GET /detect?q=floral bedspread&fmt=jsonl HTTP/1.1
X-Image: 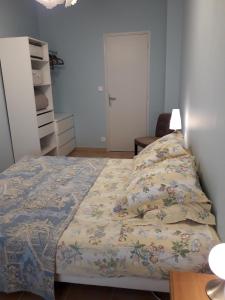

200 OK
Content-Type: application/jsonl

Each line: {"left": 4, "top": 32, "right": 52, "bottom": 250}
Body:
{"left": 0, "top": 156, "right": 107, "bottom": 300}
{"left": 56, "top": 159, "right": 220, "bottom": 279}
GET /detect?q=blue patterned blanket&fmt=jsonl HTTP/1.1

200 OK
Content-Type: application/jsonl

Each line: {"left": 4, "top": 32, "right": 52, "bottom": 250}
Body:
{"left": 0, "top": 156, "right": 107, "bottom": 300}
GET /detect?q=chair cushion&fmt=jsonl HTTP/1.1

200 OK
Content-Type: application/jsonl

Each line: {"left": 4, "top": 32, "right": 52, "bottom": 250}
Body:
{"left": 135, "top": 137, "right": 159, "bottom": 148}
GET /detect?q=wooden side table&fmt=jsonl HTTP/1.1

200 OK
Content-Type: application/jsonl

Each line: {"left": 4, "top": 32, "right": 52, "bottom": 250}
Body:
{"left": 170, "top": 272, "right": 216, "bottom": 300}
{"left": 134, "top": 136, "right": 159, "bottom": 155}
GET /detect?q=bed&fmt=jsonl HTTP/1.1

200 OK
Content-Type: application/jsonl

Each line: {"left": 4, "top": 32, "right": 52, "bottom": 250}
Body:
{"left": 0, "top": 132, "right": 220, "bottom": 300}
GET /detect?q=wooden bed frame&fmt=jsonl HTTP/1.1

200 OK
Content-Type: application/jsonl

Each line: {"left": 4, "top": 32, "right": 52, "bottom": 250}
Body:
{"left": 56, "top": 274, "right": 169, "bottom": 292}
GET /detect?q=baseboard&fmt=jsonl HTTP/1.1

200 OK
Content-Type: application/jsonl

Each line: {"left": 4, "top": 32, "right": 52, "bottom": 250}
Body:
{"left": 74, "top": 147, "right": 107, "bottom": 153}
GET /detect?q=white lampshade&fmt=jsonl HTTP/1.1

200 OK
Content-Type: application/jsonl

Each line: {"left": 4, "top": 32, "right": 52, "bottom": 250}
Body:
{"left": 36, "top": 0, "right": 77, "bottom": 9}
{"left": 65, "top": 0, "right": 77, "bottom": 7}
{"left": 208, "top": 243, "right": 225, "bottom": 280}
{"left": 170, "top": 109, "right": 182, "bottom": 130}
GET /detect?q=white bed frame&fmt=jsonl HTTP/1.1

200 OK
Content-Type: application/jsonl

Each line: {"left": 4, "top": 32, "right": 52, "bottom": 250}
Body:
{"left": 56, "top": 274, "right": 169, "bottom": 293}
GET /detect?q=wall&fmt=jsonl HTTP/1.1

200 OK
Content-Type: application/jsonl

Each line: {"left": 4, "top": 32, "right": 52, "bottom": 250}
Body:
{"left": 0, "top": 0, "right": 39, "bottom": 37}
{"left": 164, "top": 0, "right": 183, "bottom": 112}
{"left": 0, "top": 0, "right": 39, "bottom": 171}
{"left": 180, "top": 0, "right": 225, "bottom": 241}
{"left": 37, "top": 0, "right": 167, "bottom": 148}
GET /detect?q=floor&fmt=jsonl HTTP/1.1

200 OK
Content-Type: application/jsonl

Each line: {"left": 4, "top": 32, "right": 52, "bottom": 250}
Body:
{"left": 0, "top": 283, "right": 170, "bottom": 300}
{"left": 0, "top": 148, "right": 170, "bottom": 300}
{"left": 69, "top": 148, "right": 134, "bottom": 159}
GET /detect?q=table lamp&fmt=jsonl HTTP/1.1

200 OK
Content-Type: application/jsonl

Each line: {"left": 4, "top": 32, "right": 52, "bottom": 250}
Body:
{"left": 206, "top": 243, "right": 225, "bottom": 300}
{"left": 169, "top": 109, "right": 182, "bottom": 131}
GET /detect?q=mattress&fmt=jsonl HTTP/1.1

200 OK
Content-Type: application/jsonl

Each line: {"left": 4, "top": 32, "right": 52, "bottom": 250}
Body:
{"left": 56, "top": 159, "right": 219, "bottom": 280}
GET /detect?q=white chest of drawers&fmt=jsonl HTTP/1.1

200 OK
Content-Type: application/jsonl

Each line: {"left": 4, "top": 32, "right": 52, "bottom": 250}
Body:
{"left": 54, "top": 113, "right": 76, "bottom": 156}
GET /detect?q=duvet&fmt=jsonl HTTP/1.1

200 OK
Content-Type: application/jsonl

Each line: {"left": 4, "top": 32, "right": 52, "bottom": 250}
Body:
{"left": 0, "top": 157, "right": 220, "bottom": 300}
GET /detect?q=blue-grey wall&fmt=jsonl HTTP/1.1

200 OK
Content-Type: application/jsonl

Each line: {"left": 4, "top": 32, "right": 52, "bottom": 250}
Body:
{"left": 0, "top": 0, "right": 39, "bottom": 172}
{"left": 0, "top": 0, "right": 39, "bottom": 37}
{"left": 37, "top": 0, "right": 167, "bottom": 148}
{"left": 164, "top": 0, "right": 183, "bottom": 112}
{"left": 180, "top": 0, "right": 225, "bottom": 241}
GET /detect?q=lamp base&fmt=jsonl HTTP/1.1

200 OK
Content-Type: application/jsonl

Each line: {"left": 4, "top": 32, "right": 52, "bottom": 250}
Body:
{"left": 206, "top": 279, "right": 225, "bottom": 300}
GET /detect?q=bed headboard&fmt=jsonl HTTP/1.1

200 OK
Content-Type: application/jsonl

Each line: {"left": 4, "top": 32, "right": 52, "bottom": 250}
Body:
{"left": 180, "top": 0, "right": 225, "bottom": 241}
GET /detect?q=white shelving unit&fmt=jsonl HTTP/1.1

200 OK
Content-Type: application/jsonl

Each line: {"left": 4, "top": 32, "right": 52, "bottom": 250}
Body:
{"left": 0, "top": 36, "right": 56, "bottom": 162}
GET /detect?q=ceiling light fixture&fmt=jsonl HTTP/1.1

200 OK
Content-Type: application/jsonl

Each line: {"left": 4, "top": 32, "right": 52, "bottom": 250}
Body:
{"left": 35, "top": 0, "right": 77, "bottom": 9}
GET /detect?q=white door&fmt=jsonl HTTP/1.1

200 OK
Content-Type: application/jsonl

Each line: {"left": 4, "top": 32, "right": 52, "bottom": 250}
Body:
{"left": 105, "top": 32, "right": 149, "bottom": 151}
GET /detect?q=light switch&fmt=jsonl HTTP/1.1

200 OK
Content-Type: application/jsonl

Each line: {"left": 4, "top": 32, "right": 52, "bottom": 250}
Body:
{"left": 98, "top": 86, "right": 104, "bottom": 92}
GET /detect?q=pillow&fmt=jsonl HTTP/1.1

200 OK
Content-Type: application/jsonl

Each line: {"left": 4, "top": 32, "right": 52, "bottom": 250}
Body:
{"left": 140, "top": 131, "right": 185, "bottom": 155}
{"left": 144, "top": 203, "right": 215, "bottom": 225}
{"left": 126, "top": 156, "right": 212, "bottom": 221}
{"left": 123, "top": 203, "right": 216, "bottom": 226}
{"left": 134, "top": 132, "right": 189, "bottom": 171}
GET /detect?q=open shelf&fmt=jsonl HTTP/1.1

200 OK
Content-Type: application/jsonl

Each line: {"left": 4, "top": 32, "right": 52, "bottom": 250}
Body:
{"left": 40, "top": 133, "right": 56, "bottom": 155}
{"left": 31, "top": 58, "right": 49, "bottom": 70}
{"left": 41, "top": 143, "right": 57, "bottom": 155}
{"left": 31, "top": 58, "right": 48, "bottom": 63}
{"left": 29, "top": 37, "right": 47, "bottom": 47}
{"left": 34, "top": 83, "right": 51, "bottom": 87}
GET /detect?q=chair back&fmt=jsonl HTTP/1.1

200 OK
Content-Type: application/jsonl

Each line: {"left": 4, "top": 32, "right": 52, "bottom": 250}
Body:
{"left": 155, "top": 113, "right": 173, "bottom": 137}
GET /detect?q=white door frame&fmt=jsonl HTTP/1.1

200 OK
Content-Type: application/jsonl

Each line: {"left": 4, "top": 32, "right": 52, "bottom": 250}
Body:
{"left": 104, "top": 31, "right": 151, "bottom": 151}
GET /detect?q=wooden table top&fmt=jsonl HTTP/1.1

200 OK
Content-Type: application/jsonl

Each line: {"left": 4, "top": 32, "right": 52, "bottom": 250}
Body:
{"left": 170, "top": 272, "right": 217, "bottom": 300}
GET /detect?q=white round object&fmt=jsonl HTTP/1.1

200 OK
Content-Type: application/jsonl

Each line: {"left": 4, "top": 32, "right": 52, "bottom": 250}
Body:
{"left": 36, "top": 0, "right": 77, "bottom": 9}
{"left": 208, "top": 243, "right": 225, "bottom": 280}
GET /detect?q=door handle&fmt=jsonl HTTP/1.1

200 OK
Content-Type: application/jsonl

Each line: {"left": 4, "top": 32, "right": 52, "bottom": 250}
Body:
{"left": 109, "top": 94, "right": 117, "bottom": 106}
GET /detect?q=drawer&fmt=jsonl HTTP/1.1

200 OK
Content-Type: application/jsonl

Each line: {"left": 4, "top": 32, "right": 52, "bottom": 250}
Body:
{"left": 55, "top": 116, "right": 74, "bottom": 134}
{"left": 39, "top": 122, "right": 55, "bottom": 139}
{"left": 58, "top": 139, "right": 75, "bottom": 156}
{"left": 37, "top": 111, "right": 54, "bottom": 127}
{"left": 57, "top": 128, "right": 74, "bottom": 147}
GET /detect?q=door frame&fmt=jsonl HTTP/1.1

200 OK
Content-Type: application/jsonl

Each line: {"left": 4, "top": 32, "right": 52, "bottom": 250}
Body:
{"left": 104, "top": 31, "right": 151, "bottom": 151}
